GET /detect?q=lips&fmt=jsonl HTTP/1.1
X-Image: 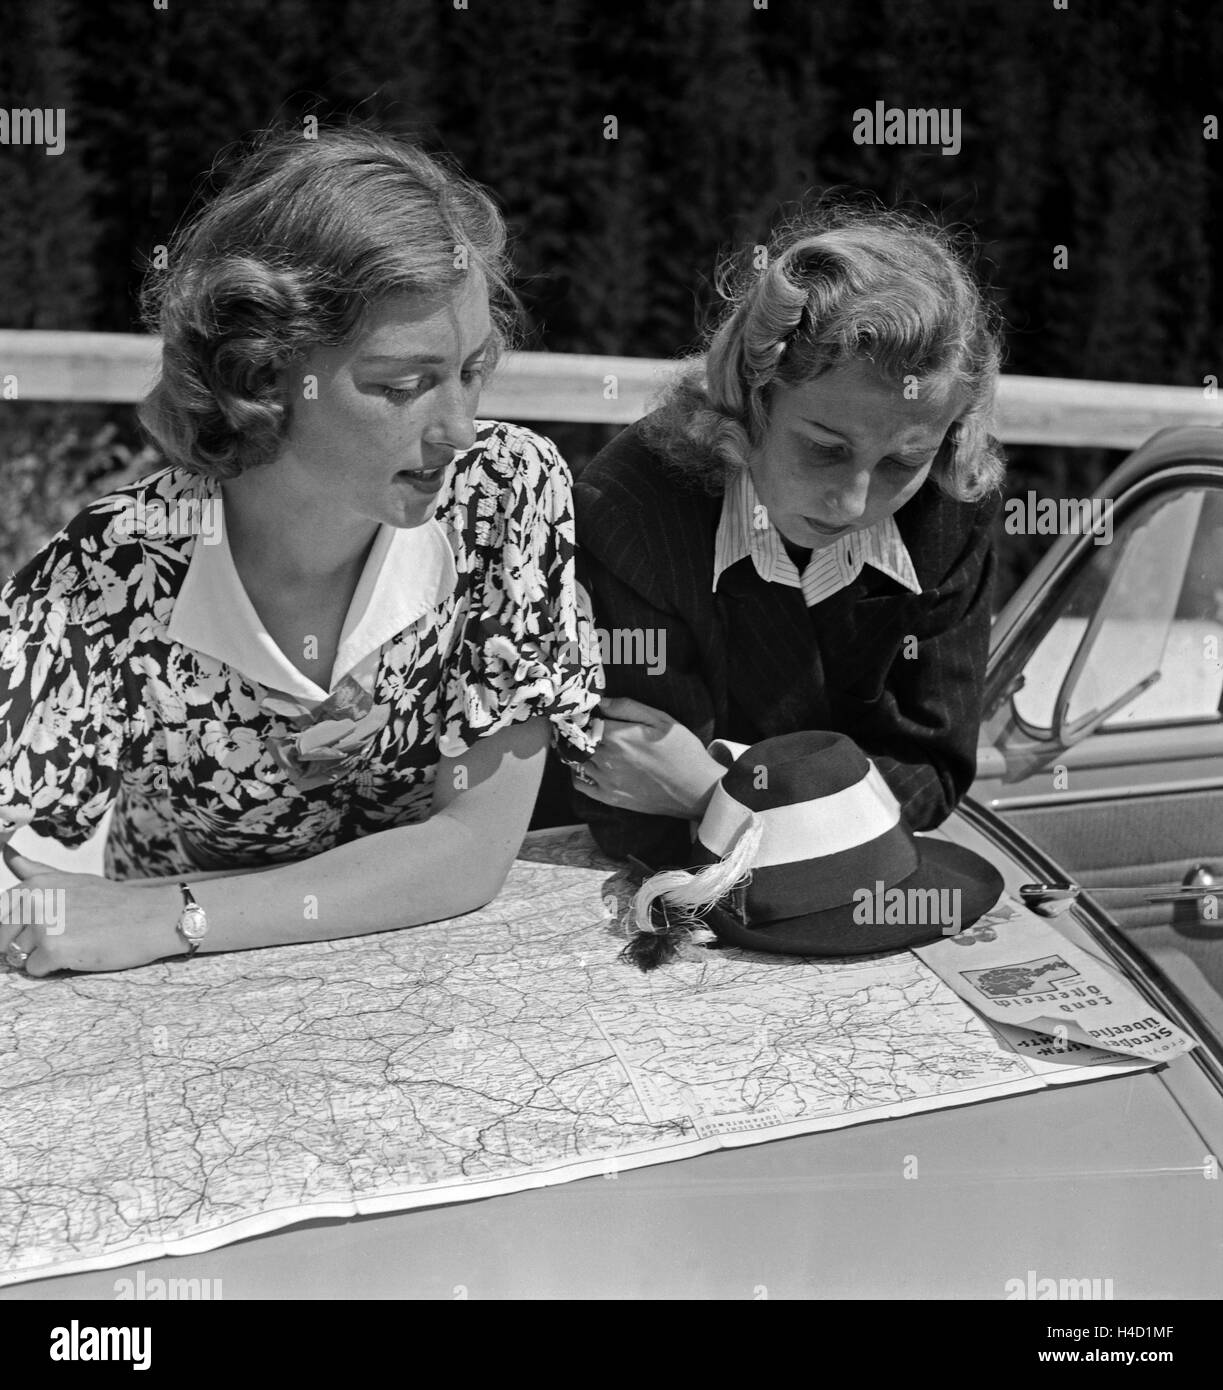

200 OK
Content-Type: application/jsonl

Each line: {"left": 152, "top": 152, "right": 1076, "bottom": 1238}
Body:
{"left": 395, "top": 465, "right": 447, "bottom": 495}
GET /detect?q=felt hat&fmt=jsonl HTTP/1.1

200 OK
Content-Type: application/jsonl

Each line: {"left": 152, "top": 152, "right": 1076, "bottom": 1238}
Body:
{"left": 622, "top": 730, "right": 1003, "bottom": 970}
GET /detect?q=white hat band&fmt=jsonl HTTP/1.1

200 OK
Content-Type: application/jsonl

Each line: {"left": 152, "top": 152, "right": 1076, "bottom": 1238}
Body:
{"left": 698, "top": 762, "right": 902, "bottom": 867}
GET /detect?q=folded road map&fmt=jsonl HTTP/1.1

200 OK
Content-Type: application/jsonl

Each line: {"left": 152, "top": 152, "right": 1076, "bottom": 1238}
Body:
{"left": 916, "top": 897, "right": 1195, "bottom": 1063}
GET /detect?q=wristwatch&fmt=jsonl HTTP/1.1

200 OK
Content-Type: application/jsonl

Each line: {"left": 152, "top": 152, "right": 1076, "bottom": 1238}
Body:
{"left": 175, "top": 883, "right": 208, "bottom": 957}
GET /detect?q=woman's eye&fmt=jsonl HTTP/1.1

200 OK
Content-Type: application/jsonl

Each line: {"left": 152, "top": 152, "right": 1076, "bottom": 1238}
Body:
{"left": 461, "top": 362, "right": 487, "bottom": 387}
{"left": 887, "top": 457, "right": 929, "bottom": 473}
{"left": 805, "top": 443, "right": 843, "bottom": 464}
{"left": 381, "top": 381, "right": 426, "bottom": 403}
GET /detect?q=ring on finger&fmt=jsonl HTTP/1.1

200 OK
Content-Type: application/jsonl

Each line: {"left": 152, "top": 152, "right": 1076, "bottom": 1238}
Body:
{"left": 5, "top": 941, "right": 31, "bottom": 970}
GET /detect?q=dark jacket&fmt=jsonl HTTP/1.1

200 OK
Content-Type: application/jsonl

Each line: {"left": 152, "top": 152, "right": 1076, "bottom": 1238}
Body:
{"left": 569, "top": 417, "right": 1000, "bottom": 866}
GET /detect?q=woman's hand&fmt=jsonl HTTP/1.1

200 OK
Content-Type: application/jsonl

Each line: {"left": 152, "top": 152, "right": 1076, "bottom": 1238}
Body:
{"left": 0, "top": 807, "right": 34, "bottom": 851}
{"left": 0, "top": 847, "right": 181, "bottom": 977}
{"left": 574, "top": 696, "right": 724, "bottom": 819}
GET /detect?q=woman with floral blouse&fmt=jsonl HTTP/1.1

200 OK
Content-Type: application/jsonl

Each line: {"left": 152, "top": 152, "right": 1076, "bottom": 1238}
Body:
{"left": 0, "top": 125, "right": 602, "bottom": 976}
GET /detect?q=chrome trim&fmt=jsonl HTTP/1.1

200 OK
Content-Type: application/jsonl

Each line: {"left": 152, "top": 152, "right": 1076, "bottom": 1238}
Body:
{"left": 958, "top": 794, "right": 1223, "bottom": 1094}
{"left": 985, "top": 778, "right": 1223, "bottom": 809}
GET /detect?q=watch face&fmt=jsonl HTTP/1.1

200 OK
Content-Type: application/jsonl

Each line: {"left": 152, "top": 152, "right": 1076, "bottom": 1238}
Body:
{"left": 179, "top": 906, "right": 208, "bottom": 941}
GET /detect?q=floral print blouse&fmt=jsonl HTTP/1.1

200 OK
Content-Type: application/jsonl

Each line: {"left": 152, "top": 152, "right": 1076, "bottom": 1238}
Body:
{"left": 0, "top": 421, "right": 603, "bottom": 879}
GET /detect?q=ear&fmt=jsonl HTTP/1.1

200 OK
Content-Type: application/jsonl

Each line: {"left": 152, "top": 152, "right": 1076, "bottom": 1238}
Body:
{"left": 268, "top": 357, "right": 295, "bottom": 404}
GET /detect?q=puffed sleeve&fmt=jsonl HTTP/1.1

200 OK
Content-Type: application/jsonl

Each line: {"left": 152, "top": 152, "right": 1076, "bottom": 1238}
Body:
{"left": 438, "top": 425, "right": 604, "bottom": 763}
{"left": 0, "top": 544, "right": 129, "bottom": 845}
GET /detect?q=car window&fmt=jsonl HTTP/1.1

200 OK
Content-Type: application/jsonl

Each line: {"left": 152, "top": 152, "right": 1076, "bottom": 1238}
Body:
{"left": 1011, "top": 485, "right": 1223, "bottom": 734}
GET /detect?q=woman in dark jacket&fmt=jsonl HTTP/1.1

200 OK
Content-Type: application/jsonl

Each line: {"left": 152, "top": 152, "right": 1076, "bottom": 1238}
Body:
{"left": 570, "top": 204, "right": 1005, "bottom": 868}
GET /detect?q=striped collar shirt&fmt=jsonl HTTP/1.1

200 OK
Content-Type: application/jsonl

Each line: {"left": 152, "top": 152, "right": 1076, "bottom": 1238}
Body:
{"left": 712, "top": 468, "right": 923, "bottom": 607}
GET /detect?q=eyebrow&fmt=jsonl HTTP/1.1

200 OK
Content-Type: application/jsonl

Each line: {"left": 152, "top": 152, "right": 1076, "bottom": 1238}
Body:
{"left": 358, "top": 334, "right": 493, "bottom": 367}
{"left": 803, "top": 419, "right": 940, "bottom": 459}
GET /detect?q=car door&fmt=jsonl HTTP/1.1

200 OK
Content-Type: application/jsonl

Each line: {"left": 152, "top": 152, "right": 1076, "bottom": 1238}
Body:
{"left": 974, "top": 425, "right": 1223, "bottom": 1027}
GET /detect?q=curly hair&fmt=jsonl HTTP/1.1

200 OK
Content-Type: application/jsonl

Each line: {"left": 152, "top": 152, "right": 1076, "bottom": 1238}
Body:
{"left": 139, "top": 123, "right": 520, "bottom": 480}
{"left": 642, "top": 199, "right": 1006, "bottom": 503}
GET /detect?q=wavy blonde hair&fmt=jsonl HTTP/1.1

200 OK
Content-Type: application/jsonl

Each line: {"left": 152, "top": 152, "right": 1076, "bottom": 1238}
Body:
{"left": 643, "top": 200, "right": 1005, "bottom": 502}
{"left": 139, "top": 124, "right": 519, "bottom": 480}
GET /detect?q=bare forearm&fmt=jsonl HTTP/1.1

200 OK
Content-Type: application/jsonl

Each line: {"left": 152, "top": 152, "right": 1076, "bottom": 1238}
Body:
{"left": 115, "top": 721, "right": 549, "bottom": 965}
{"left": 135, "top": 813, "right": 508, "bottom": 960}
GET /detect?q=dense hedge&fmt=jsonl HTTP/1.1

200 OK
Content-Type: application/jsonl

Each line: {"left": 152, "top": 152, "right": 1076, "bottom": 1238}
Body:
{"left": 0, "top": 0, "right": 1214, "bottom": 600}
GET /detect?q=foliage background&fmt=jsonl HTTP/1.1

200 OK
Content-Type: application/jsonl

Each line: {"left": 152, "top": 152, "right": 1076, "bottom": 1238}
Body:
{"left": 1, "top": 0, "right": 1220, "bottom": 601}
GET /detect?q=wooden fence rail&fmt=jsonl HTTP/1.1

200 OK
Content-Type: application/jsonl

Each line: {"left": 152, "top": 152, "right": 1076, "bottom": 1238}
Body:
{"left": 2, "top": 330, "right": 1221, "bottom": 449}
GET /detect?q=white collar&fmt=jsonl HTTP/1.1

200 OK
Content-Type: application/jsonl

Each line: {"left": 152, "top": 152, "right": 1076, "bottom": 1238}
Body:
{"left": 712, "top": 469, "right": 922, "bottom": 605}
{"left": 167, "top": 493, "right": 457, "bottom": 704}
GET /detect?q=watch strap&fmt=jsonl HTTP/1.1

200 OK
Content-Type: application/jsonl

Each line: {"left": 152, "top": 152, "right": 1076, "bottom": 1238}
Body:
{"left": 176, "top": 882, "right": 207, "bottom": 957}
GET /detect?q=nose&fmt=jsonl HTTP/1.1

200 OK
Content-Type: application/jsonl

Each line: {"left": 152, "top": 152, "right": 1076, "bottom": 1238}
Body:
{"left": 822, "top": 465, "right": 872, "bottom": 526}
{"left": 422, "top": 378, "right": 478, "bottom": 456}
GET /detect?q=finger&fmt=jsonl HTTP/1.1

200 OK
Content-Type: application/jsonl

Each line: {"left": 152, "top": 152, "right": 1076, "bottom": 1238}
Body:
{"left": 587, "top": 750, "right": 624, "bottom": 782}
{"left": 22, "top": 944, "right": 57, "bottom": 978}
{"left": 573, "top": 775, "right": 620, "bottom": 807}
{"left": 0, "top": 810, "right": 34, "bottom": 853}
{"left": 3, "top": 927, "right": 37, "bottom": 972}
{"left": 597, "top": 696, "right": 665, "bottom": 725}
{"left": 0, "top": 878, "right": 59, "bottom": 949}
{"left": 1, "top": 846, "right": 55, "bottom": 881}
{"left": 0, "top": 902, "right": 20, "bottom": 954}
{"left": 591, "top": 724, "right": 640, "bottom": 757}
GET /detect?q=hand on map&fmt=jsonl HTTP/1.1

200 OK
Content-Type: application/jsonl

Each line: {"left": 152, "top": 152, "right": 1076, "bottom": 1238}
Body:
{"left": 575, "top": 697, "right": 724, "bottom": 819}
{"left": 0, "top": 846, "right": 181, "bottom": 975}
{"left": 0, "top": 807, "right": 34, "bottom": 849}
